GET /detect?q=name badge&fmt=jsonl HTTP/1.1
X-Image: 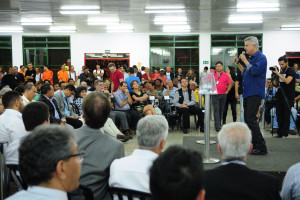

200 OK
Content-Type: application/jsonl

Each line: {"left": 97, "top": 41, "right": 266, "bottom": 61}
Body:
{"left": 216, "top": 81, "right": 219, "bottom": 84}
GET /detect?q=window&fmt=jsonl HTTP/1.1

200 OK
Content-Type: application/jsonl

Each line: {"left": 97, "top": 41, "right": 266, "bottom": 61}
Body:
{"left": 0, "top": 36, "right": 12, "bottom": 72}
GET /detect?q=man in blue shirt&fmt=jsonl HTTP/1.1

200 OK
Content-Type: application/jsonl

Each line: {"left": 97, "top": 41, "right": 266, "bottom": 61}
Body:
{"left": 125, "top": 68, "right": 141, "bottom": 92}
{"left": 234, "top": 36, "right": 268, "bottom": 155}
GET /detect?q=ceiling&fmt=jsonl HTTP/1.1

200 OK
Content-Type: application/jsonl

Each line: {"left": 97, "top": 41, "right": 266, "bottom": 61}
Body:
{"left": 0, "top": 0, "right": 299, "bottom": 33}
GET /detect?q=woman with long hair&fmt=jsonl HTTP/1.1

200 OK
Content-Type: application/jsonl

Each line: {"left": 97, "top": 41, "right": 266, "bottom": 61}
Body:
{"left": 186, "top": 69, "right": 196, "bottom": 82}
{"left": 223, "top": 66, "right": 237, "bottom": 124}
{"left": 74, "top": 86, "right": 87, "bottom": 116}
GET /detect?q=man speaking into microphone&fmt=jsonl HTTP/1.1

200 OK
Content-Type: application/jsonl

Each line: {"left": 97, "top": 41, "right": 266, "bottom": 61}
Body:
{"left": 234, "top": 36, "right": 268, "bottom": 155}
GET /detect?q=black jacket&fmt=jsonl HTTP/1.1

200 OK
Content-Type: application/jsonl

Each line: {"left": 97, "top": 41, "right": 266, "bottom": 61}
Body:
{"left": 37, "top": 94, "right": 62, "bottom": 124}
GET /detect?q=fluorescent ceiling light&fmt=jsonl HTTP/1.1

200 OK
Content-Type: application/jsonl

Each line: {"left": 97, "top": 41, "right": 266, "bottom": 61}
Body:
{"left": 106, "top": 25, "right": 133, "bottom": 30}
{"left": 146, "top": 6, "right": 185, "bottom": 9}
{"left": 21, "top": 18, "right": 53, "bottom": 25}
{"left": 281, "top": 25, "right": 300, "bottom": 28}
{"left": 228, "top": 15, "right": 263, "bottom": 24}
{"left": 163, "top": 25, "right": 190, "bottom": 29}
{"left": 154, "top": 21, "right": 187, "bottom": 25}
{"left": 0, "top": 26, "right": 23, "bottom": 32}
{"left": 106, "top": 30, "right": 134, "bottom": 33}
{"left": 281, "top": 28, "right": 300, "bottom": 31}
{"left": 221, "top": 27, "right": 251, "bottom": 31}
{"left": 154, "top": 16, "right": 187, "bottom": 22}
{"left": 145, "top": 9, "right": 185, "bottom": 13}
{"left": 163, "top": 29, "right": 190, "bottom": 33}
{"left": 237, "top": 8, "right": 279, "bottom": 12}
{"left": 60, "top": 5, "right": 100, "bottom": 15}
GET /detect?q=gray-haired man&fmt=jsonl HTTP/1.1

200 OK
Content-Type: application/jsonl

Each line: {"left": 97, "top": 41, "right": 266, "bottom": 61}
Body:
{"left": 109, "top": 115, "right": 168, "bottom": 193}
{"left": 204, "top": 122, "right": 281, "bottom": 200}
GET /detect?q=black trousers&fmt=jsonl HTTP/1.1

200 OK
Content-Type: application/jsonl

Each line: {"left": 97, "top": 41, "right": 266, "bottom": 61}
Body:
{"left": 66, "top": 117, "right": 83, "bottom": 129}
{"left": 116, "top": 110, "right": 140, "bottom": 130}
{"left": 244, "top": 95, "right": 266, "bottom": 150}
{"left": 223, "top": 96, "right": 237, "bottom": 123}
{"left": 276, "top": 97, "right": 293, "bottom": 137}
{"left": 177, "top": 106, "right": 204, "bottom": 129}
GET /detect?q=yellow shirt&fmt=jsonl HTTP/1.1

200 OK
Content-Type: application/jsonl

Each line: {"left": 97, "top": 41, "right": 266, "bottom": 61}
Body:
{"left": 193, "top": 89, "right": 199, "bottom": 104}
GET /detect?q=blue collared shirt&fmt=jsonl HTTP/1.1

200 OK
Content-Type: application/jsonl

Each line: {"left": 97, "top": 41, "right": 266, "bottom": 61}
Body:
{"left": 242, "top": 50, "right": 267, "bottom": 99}
{"left": 114, "top": 90, "right": 130, "bottom": 111}
{"left": 49, "top": 98, "right": 60, "bottom": 119}
{"left": 62, "top": 91, "right": 71, "bottom": 116}
{"left": 265, "top": 87, "right": 278, "bottom": 101}
{"left": 163, "top": 87, "right": 178, "bottom": 103}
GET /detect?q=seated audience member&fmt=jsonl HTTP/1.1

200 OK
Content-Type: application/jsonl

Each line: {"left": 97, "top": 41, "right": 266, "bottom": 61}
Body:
{"left": 80, "top": 67, "right": 94, "bottom": 86}
{"left": 270, "top": 107, "right": 297, "bottom": 135}
{"left": 150, "top": 145, "right": 205, "bottom": 200}
{"left": 125, "top": 67, "right": 141, "bottom": 92}
{"left": 5, "top": 102, "right": 49, "bottom": 164}
{"left": 1, "top": 67, "right": 18, "bottom": 90}
{"left": 131, "top": 80, "right": 156, "bottom": 116}
{"left": 281, "top": 162, "right": 300, "bottom": 200}
{"left": 68, "top": 78, "right": 75, "bottom": 86}
{"left": 53, "top": 83, "right": 59, "bottom": 91}
{"left": 53, "top": 84, "right": 79, "bottom": 119}
{"left": 14, "top": 85, "right": 25, "bottom": 96}
{"left": 186, "top": 69, "right": 197, "bottom": 82}
{"left": 204, "top": 122, "right": 281, "bottom": 200}
{"left": 145, "top": 82, "right": 154, "bottom": 97}
{"left": 54, "top": 81, "right": 66, "bottom": 94}
{"left": 80, "top": 81, "right": 88, "bottom": 88}
{"left": 114, "top": 81, "right": 140, "bottom": 132}
{"left": 174, "top": 78, "right": 204, "bottom": 134}
{"left": 57, "top": 64, "right": 69, "bottom": 83}
{"left": 155, "top": 68, "right": 168, "bottom": 85}
{"left": 189, "top": 81, "right": 200, "bottom": 106}
{"left": 0, "top": 91, "right": 25, "bottom": 144}
{"left": 38, "top": 84, "right": 82, "bottom": 129}
{"left": 74, "top": 86, "right": 87, "bottom": 116}
{"left": 22, "top": 84, "right": 37, "bottom": 106}
{"left": 142, "top": 67, "right": 155, "bottom": 83}
{"left": 69, "top": 65, "right": 79, "bottom": 83}
{"left": 163, "top": 79, "right": 178, "bottom": 104}
{"left": 176, "top": 67, "right": 185, "bottom": 79}
{"left": 173, "top": 78, "right": 181, "bottom": 89}
{"left": 165, "top": 66, "right": 174, "bottom": 81}
{"left": 42, "top": 65, "right": 53, "bottom": 85}
{"left": 109, "top": 115, "right": 168, "bottom": 193}
{"left": 0, "top": 96, "right": 4, "bottom": 115}
{"left": 75, "top": 92, "right": 124, "bottom": 200}
{"left": 154, "top": 79, "right": 164, "bottom": 99}
{"left": 6, "top": 125, "right": 82, "bottom": 200}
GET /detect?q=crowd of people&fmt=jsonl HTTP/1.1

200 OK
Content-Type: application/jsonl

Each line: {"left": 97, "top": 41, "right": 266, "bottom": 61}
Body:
{"left": 0, "top": 35, "right": 300, "bottom": 200}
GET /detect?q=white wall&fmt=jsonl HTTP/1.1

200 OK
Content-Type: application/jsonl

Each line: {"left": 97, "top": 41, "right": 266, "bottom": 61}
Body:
{"left": 5, "top": 31, "right": 300, "bottom": 77}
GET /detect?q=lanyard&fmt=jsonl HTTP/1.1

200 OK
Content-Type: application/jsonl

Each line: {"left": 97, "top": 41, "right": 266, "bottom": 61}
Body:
{"left": 215, "top": 72, "right": 223, "bottom": 81}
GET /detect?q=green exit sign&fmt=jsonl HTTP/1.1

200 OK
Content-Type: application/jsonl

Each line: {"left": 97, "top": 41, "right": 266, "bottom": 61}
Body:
{"left": 105, "top": 50, "right": 110, "bottom": 53}
{"left": 203, "top": 61, "right": 209, "bottom": 64}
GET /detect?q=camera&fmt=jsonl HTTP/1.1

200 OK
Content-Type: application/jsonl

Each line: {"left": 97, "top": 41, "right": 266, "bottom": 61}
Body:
{"left": 269, "top": 67, "right": 275, "bottom": 71}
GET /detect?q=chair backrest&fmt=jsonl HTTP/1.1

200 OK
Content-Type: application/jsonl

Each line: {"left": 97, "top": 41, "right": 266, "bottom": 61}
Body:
{"left": 6, "top": 164, "right": 27, "bottom": 190}
{"left": 0, "top": 141, "right": 10, "bottom": 200}
{"left": 68, "top": 185, "right": 94, "bottom": 200}
{"left": 109, "top": 187, "right": 152, "bottom": 200}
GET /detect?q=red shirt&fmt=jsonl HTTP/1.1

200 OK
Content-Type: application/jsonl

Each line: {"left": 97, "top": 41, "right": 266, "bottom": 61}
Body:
{"left": 142, "top": 73, "right": 155, "bottom": 81}
{"left": 212, "top": 70, "right": 231, "bottom": 94}
{"left": 111, "top": 69, "right": 124, "bottom": 91}
{"left": 155, "top": 74, "right": 168, "bottom": 85}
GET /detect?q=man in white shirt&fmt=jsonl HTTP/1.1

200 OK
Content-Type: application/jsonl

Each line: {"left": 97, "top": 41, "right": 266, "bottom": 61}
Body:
{"left": 22, "top": 84, "right": 37, "bottom": 106}
{"left": 6, "top": 125, "right": 83, "bottom": 200}
{"left": 5, "top": 101, "right": 49, "bottom": 165}
{"left": 109, "top": 115, "right": 168, "bottom": 193}
{"left": 0, "top": 91, "right": 25, "bottom": 144}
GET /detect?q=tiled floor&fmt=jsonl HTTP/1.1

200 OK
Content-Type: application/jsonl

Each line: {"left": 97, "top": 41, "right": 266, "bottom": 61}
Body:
{"left": 124, "top": 104, "right": 300, "bottom": 156}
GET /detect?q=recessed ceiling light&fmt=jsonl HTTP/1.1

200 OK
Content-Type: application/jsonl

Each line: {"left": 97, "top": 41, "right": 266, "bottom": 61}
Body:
{"left": 280, "top": 25, "right": 300, "bottom": 31}
{"left": 281, "top": 28, "right": 300, "bottom": 31}
{"left": 236, "top": 2, "right": 279, "bottom": 12}
{"left": 60, "top": 5, "right": 100, "bottom": 15}
{"left": 281, "top": 25, "right": 300, "bottom": 28}
{"left": 146, "top": 6, "right": 185, "bottom": 9}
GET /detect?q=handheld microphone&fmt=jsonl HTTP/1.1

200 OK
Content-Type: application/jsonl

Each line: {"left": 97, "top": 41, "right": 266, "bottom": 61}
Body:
{"left": 236, "top": 51, "right": 245, "bottom": 64}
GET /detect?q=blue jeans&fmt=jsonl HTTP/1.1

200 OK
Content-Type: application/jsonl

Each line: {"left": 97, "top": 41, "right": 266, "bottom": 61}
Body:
{"left": 271, "top": 107, "right": 297, "bottom": 130}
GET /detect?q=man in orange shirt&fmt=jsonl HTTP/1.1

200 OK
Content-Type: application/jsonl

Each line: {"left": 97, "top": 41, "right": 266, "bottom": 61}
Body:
{"left": 57, "top": 65, "right": 69, "bottom": 82}
{"left": 19, "top": 65, "right": 27, "bottom": 76}
{"left": 42, "top": 65, "right": 53, "bottom": 85}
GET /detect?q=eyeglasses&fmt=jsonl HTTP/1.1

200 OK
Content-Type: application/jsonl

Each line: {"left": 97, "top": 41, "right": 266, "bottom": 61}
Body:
{"left": 66, "top": 152, "right": 85, "bottom": 162}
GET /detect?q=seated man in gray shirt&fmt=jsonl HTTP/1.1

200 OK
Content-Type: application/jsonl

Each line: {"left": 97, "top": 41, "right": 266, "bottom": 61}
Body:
{"left": 163, "top": 79, "right": 178, "bottom": 104}
{"left": 114, "top": 81, "right": 140, "bottom": 131}
{"left": 174, "top": 78, "right": 204, "bottom": 134}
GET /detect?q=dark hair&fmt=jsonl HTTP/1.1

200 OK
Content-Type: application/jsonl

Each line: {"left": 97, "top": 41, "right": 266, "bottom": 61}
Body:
{"left": 130, "top": 80, "right": 139, "bottom": 89}
{"left": 64, "top": 84, "right": 76, "bottom": 92}
{"left": 19, "top": 125, "right": 74, "bottom": 186}
{"left": 84, "top": 67, "right": 89, "bottom": 71}
{"left": 227, "top": 66, "right": 236, "bottom": 80}
{"left": 278, "top": 55, "right": 288, "bottom": 63}
{"left": 128, "top": 67, "right": 134, "bottom": 74}
{"left": 75, "top": 86, "right": 87, "bottom": 99}
{"left": 215, "top": 61, "right": 223, "bottom": 66}
{"left": 24, "top": 84, "right": 34, "bottom": 91}
{"left": 2, "top": 91, "right": 21, "bottom": 108}
{"left": 120, "top": 81, "right": 127, "bottom": 87}
{"left": 132, "top": 65, "right": 137, "bottom": 69}
{"left": 44, "top": 65, "right": 48, "bottom": 69}
{"left": 108, "top": 63, "right": 116, "bottom": 68}
{"left": 40, "top": 84, "right": 52, "bottom": 95}
{"left": 14, "top": 85, "right": 25, "bottom": 96}
{"left": 210, "top": 66, "right": 215, "bottom": 70}
{"left": 150, "top": 145, "right": 204, "bottom": 200}
{"left": 82, "top": 92, "right": 111, "bottom": 129}
{"left": 68, "top": 78, "right": 74, "bottom": 82}
{"left": 44, "top": 80, "right": 50, "bottom": 84}
{"left": 141, "top": 66, "right": 145, "bottom": 71}
{"left": 59, "top": 81, "right": 66, "bottom": 87}
{"left": 22, "top": 102, "right": 49, "bottom": 131}
{"left": 204, "top": 66, "right": 208, "bottom": 70}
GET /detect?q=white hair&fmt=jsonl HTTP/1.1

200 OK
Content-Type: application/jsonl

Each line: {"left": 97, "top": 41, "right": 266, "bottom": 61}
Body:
{"left": 136, "top": 115, "right": 169, "bottom": 149}
{"left": 218, "top": 122, "right": 252, "bottom": 160}
{"left": 244, "top": 36, "right": 259, "bottom": 48}
{"left": 190, "top": 81, "right": 198, "bottom": 87}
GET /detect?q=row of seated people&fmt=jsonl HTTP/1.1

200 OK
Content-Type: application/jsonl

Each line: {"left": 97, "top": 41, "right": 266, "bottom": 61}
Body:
{"left": 3, "top": 96, "right": 295, "bottom": 200}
